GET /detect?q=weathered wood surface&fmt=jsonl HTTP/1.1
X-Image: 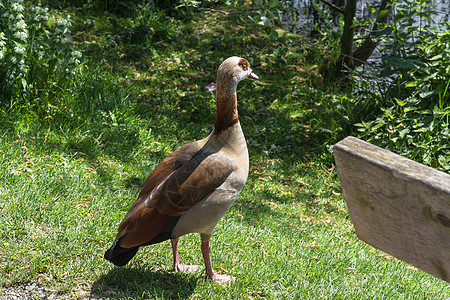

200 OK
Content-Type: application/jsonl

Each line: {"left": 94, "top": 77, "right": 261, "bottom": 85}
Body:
{"left": 333, "top": 136, "right": 450, "bottom": 283}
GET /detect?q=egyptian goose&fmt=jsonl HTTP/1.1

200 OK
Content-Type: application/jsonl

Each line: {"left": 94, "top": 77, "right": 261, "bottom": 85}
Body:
{"left": 104, "top": 56, "right": 259, "bottom": 283}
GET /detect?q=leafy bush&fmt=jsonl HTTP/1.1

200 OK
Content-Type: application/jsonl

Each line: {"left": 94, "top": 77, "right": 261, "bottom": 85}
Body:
{"left": 99, "top": 0, "right": 179, "bottom": 68}
{"left": 356, "top": 97, "right": 450, "bottom": 170}
{"left": 0, "top": 0, "right": 82, "bottom": 107}
{"left": 245, "top": 0, "right": 285, "bottom": 41}
{"left": 352, "top": 2, "right": 450, "bottom": 171}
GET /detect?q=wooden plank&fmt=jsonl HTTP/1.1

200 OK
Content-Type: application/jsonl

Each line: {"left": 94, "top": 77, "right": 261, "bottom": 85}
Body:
{"left": 333, "top": 136, "right": 450, "bottom": 283}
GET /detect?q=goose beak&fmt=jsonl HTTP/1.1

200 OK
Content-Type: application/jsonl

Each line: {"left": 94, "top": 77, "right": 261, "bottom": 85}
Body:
{"left": 248, "top": 72, "right": 259, "bottom": 80}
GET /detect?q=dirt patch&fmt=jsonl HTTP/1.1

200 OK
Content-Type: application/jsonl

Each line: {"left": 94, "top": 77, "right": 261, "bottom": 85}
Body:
{"left": 0, "top": 283, "right": 104, "bottom": 300}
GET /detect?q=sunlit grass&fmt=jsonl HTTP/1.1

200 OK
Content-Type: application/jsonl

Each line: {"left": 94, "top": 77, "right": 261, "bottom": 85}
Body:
{"left": 0, "top": 2, "right": 449, "bottom": 299}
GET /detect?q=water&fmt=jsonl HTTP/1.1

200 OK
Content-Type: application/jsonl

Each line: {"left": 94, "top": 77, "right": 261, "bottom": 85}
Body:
{"left": 283, "top": 0, "right": 450, "bottom": 35}
{"left": 282, "top": 0, "right": 450, "bottom": 82}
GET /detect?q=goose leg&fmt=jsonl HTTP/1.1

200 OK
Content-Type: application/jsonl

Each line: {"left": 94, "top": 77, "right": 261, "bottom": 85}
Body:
{"left": 201, "top": 240, "right": 236, "bottom": 283}
{"left": 171, "top": 238, "right": 199, "bottom": 273}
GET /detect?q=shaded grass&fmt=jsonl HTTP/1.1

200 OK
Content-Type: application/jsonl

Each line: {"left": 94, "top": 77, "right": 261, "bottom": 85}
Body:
{"left": 0, "top": 3, "right": 449, "bottom": 299}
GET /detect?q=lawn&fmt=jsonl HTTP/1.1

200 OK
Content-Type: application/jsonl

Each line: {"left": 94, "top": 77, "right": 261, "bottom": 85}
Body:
{"left": 0, "top": 2, "right": 449, "bottom": 299}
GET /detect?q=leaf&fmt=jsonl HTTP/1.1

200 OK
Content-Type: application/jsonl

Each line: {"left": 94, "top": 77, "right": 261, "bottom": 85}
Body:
{"left": 399, "top": 128, "right": 409, "bottom": 139}
{"left": 385, "top": 56, "right": 416, "bottom": 71}
{"left": 420, "top": 90, "right": 434, "bottom": 99}
{"left": 269, "top": 0, "right": 279, "bottom": 9}
{"left": 423, "top": 150, "right": 432, "bottom": 164}
{"left": 375, "top": 26, "right": 393, "bottom": 37}
{"left": 404, "top": 105, "right": 419, "bottom": 113}
{"left": 21, "top": 78, "right": 27, "bottom": 90}
{"left": 405, "top": 81, "right": 417, "bottom": 88}
{"left": 417, "top": 109, "right": 433, "bottom": 115}
{"left": 396, "top": 99, "right": 407, "bottom": 106}
{"left": 423, "top": 72, "right": 439, "bottom": 82}
{"left": 438, "top": 155, "right": 450, "bottom": 170}
{"left": 376, "top": 9, "right": 390, "bottom": 21}
{"left": 259, "top": 16, "right": 270, "bottom": 27}
{"left": 269, "top": 30, "right": 279, "bottom": 41}
{"left": 430, "top": 54, "right": 443, "bottom": 61}
{"left": 418, "top": 12, "right": 434, "bottom": 23}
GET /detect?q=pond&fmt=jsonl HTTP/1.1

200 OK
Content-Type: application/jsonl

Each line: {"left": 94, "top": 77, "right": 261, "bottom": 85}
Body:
{"left": 283, "top": 0, "right": 450, "bottom": 35}
{"left": 282, "top": 0, "right": 450, "bottom": 81}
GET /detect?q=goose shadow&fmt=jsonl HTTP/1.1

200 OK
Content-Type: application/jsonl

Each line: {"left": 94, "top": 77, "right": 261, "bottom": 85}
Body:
{"left": 91, "top": 266, "right": 198, "bottom": 299}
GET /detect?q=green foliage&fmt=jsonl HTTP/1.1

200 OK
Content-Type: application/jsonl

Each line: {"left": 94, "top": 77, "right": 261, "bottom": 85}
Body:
{"left": 356, "top": 97, "right": 450, "bottom": 170}
{"left": 1, "top": 0, "right": 449, "bottom": 298}
{"left": 97, "top": 1, "right": 180, "bottom": 68}
{"left": 350, "top": 1, "right": 450, "bottom": 171}
{"left": 0, "top": 0, "right": 82, "bottom": 107}
{"left": 239, "top": 0, "right": 285, "bottom": 41}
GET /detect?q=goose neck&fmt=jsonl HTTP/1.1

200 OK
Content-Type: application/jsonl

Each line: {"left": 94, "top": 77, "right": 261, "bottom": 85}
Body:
{"left": 214, "top": 83, "right": 239, "bottom": 135}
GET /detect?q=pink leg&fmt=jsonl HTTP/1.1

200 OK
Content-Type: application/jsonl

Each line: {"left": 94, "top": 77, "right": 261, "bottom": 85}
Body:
{"left": 171, "top": 238, "right": 199, "bottom": 273}
{"left": 171, "top": 238, "right": 181, "bottom": 271}
{"left": 201, "top": 241, "right": 236, "bottom": 283}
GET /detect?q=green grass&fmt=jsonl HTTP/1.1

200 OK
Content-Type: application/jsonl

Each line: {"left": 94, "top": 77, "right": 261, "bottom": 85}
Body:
{"left": 1, "top": 2, "right": 449, "bottom": 299}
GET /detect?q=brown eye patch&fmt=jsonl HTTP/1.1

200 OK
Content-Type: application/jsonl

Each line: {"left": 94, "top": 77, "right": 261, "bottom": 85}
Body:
{"left": 238, "top": 58, "right": 250, "bottom": 71}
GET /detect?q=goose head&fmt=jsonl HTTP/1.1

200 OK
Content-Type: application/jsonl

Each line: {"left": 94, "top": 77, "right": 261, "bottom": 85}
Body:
{"left": 217, "top": 56, "right": 259, "bottom": 92}
{"left": 214, "top": 56, "right": 259, "bottom": 134}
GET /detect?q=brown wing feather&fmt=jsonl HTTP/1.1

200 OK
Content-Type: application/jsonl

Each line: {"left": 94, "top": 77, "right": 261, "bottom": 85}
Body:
{"left": 112, "top": 140, "right": 207, "bottom": 247}
{"left": 118, "top": 205, "right": 171, "bottom": 248}
{"left": 125, "top": 141, "right": 203, "bottom": 214}
{"left": 145, "top": 152, "right": 234, "bottom": 216}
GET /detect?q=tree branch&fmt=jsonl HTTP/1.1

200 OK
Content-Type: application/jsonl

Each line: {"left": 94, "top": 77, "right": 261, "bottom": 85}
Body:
{"left": 318, "top": 0, "right": 345, "bottom": 15}
{"left": 195, "top": 7, "right": 259, "bottom": 16}
{"left": 338, "top": 0, "right": 357, "bottom": 69}
{"left": 352, "top": 0, "right": 392, "bottom": 67}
